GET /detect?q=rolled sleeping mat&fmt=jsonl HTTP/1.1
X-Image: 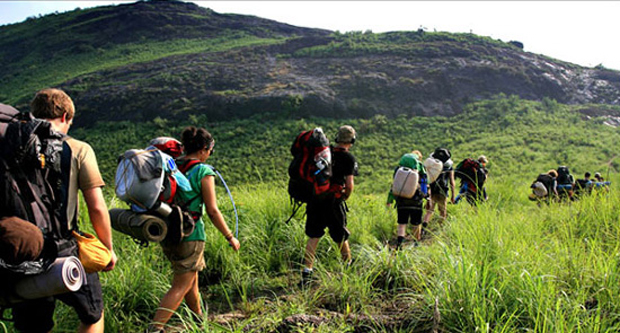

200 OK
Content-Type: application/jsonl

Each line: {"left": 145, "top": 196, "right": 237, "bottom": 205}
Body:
{"left": 109, "top": 208, "right": 167, "bottom": 243}
{"left": 14, "top": 256, "right": 85, "bottom": 300}
{"left": 531, "top": 181, "right": 548, "bottom": 197}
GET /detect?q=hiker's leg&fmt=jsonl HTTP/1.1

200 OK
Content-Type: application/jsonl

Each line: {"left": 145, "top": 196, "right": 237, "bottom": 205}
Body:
{"left": 412, "top": 203, "right": 424, "bottom": 241}
{"left": 329, "top": 199, "right": 350, "bottom": 260}
{"left": 53, "top": 272, "right": 104, "bottom": 333}
{"left": 396, "top": 209, "right": 410, "bottom": 248}
{"left": 437, "top": 197, "right": 448, "bottom": 220}
{"left": 339, "top": 240, "right": 351, "bottom": 263}
{"left": 304, "top": 237, "right": 320, "bottom": 269}
{"left": 184, "top": 272, "right": 202, "bottom": 316}
{"left": 78, "top": 312, "right": 104, "bottom": 333}
{"left": 12, "top": 297, "right": 56, "bottom": 333}
{"left": 422, "top": 199, "right": 434, "bottom": 223}
{"left": 304, "top": 199, "right": 327, "bottom": 270}
{"left": 151, "top": 271, "right": 197, "bottom": 329}
{"left": 413, "top": 223, "right": 422, "bottom": 241}
{"left": 397, "top": 223, "right": 407, "bottom": 237}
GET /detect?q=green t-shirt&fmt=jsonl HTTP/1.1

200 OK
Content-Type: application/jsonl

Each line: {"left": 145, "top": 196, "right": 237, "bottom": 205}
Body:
{"left": 177, "top": 161, "right": 216, "bottom": 242}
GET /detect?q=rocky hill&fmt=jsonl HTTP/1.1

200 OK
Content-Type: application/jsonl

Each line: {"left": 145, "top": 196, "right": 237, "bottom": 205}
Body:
{"left": 2, "top": 0, "right": 619, "bottom": 127}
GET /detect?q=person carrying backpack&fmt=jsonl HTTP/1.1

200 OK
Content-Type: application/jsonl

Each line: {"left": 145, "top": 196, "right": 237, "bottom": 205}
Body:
{"left": 148, "top": 126, "right": 240, "bottom": 333}
{"left": 530, "top": 169, "right": 559, "bottom": 205}
{"left": 387, "top": 150, "right": 429, "bottom": 249}
{"left": 593, "top": 172, "right": 611, "bottom": 193}
{"left": 556, "top": 165, "right": 575, "bottom": 201}
{"left": 301, "top": 125, "right": 358, "bottom": 287}
{"left": 455, "top": 155, "right": 488, "bottom": 205}
{"left": 9, "top": 89, "right": 117, "bottom": 333}
{"left": 573, "top": 172, "right": 593, "bottom": 198}
{"left": 422, "top": 148, "right": 456, "bottom": 230}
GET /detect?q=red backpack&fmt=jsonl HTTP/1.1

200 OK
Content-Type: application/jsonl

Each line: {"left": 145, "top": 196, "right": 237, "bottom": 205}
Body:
{"left": 149, "top": 137, "right": 184, "bottom": 159}
{"left": 148, "top": 137, "right": 185, "bottom": 204}
{"left": 455, "top": 158, "right": 486, "bottom": 192}
{"left": 287, "top": 128, "right": 333, "bottom": 204}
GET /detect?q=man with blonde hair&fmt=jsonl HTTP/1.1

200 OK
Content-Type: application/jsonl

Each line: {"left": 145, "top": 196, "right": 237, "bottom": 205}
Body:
{"left": 12, "top": 88, "right": 117, "bottom": 333}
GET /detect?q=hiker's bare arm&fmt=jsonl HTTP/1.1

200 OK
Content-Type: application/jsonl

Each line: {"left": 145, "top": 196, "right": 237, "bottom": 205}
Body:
{"left": 201, "top": 176, "right": 240, "bottom": 250}
{"left": 449, "top": 171, "right": 456, "bottom": 203}
{"left": 82, "top": 186, "right": 117, "bottom": 271}
{"left": 343, "top": 175, "right": 354, "bottom": 200}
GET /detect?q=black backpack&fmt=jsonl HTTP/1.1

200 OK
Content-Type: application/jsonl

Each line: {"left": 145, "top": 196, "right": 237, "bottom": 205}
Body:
{"left": 431, "top": 165, "right": 451, "bottom": 196}
{"left": 286, "top": 128, "right": 333, "bottom": 222}
{"left": 432, "top": 147, "right": 451, "bottom": 163}
{"left": 0, "top": 104, "right": 70, "bottom": 277}
{"left": 556, "top": 166, "right": 572, "bottom": 185}
{"left": 536, "top": 173, "right": 555, "bottom": 192}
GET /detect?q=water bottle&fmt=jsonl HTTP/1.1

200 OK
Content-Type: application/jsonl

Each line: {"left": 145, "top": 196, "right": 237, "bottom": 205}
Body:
{"left": 154, "top": 202, "right": 173, "bottom": 217}
{"left": 420, "top": 175, "right": 428, "bottom": 195}
{"left": 314, "top": 158, "right": 327, "bottom": 175}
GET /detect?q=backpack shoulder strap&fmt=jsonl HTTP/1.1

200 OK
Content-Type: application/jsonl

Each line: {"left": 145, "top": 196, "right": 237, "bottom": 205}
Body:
{"left": 176, "top": 159, "right": 204, "bottom": 220}
{"left": 177, "top": 159, "right": 202, "bottom": 175}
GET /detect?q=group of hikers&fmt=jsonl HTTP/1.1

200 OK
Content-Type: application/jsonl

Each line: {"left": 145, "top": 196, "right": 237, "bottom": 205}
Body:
{"left": 530, "top": 166, "right": 611, "bottom": 204}
{"left": 0, "top": 89, "right": 239, "bottom": 333}
{"left": 1, "top": 88, "right": 611, "bottom": 333}
{"left": 385, "top": 148, "right": 489, "bottom": 250}
{"left": 0, "top": 87, "right": 491, "bottom": 332}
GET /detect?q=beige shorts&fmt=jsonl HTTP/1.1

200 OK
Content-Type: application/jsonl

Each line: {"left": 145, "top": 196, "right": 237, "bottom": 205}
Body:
{"left": 427, "top": 193, "right": 448, "bottom": 214}
{"left": 161, "top": 240, "right": 206, "bottom": 274}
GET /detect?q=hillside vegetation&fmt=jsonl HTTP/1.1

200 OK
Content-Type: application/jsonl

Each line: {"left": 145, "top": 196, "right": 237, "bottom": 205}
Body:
{"left": 74, "top": 95, "right": 619, "bottom": 192}
{"left": 4, "top": 96, "right": 613, "bottom": 333}
{"left": 2, "top": 0, "right": 620, "bottom": 127}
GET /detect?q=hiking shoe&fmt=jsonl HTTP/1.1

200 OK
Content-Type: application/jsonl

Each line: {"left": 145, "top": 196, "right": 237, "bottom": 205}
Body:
{"left": 299, "top": 270, "right": 314, "bottom": 288}
{"left": 146, "top": 325, "right": 165, "bottom": 333}
{"left": 345, "top": 257, "right": 356, "bottom": 268}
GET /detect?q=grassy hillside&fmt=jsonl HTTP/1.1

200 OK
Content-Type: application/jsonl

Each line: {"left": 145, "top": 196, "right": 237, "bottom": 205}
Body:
{"left": 73, "top": 94, "right": 619, "bottom": 194}
{"left": 0, "top": 0, "right": 328, "bottom": 106}
{"left": 5, "top": 96, "right": 614, "bottom": 332}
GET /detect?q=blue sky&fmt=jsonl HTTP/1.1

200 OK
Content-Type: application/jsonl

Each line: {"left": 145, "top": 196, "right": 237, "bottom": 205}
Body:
{"left": 1, "top": 1, "right": 619, "bottom": 70}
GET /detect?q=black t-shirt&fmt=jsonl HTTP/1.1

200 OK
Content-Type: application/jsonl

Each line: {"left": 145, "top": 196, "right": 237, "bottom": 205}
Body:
{"left": 431, "top": 165, "right": 453, "bottom": 196}
{"left": 331, "top": 146, "right": 358, "bottom": 186}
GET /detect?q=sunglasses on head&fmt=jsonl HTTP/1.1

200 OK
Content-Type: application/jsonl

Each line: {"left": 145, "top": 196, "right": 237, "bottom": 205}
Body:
{"left": 205, "top": 141, "right": 215, "bottom": 155}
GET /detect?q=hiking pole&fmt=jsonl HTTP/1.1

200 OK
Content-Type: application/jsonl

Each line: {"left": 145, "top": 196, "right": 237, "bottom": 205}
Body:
{"left": 208, "top": 165, "right": 239, "bottom": 238}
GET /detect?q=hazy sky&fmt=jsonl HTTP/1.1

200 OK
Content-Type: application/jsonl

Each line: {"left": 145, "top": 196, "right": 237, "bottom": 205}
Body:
{"left": 1, "top": 1, "right": 618, "bottom": 70}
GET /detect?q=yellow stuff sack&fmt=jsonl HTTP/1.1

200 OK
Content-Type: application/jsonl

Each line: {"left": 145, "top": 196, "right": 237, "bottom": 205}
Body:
{"left": 72, "top": 231, "right": 112, "bottom": 273}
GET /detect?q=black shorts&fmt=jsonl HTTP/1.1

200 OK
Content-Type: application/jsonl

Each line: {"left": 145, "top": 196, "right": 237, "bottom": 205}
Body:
{"left": 397, "top": 207, "right": 423, "bottom": 226}
{"left": 12, "top": 271, "right": 103, "bottom": 332}
{"left": 305, "top": 197, "right": 350, "bottom": 242}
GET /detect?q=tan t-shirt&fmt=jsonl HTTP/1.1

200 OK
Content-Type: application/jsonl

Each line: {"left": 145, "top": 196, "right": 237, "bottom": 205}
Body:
{"left": 64, "top": 138, "right": 105, "bottom": 229}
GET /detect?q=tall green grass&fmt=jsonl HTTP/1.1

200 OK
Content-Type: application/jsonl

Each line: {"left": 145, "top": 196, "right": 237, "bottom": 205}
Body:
{"left": 3, "top": 175, "right": 617, "bottom": 332}
{"left": 3, "top": 96, "right": 620, "bottom": 332}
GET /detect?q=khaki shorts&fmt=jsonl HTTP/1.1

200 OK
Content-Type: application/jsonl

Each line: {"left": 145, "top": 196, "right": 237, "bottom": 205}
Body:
{"left": 161, "top": 240, "right": 206, "bottom": 274}
{"left": 427, "top": 193, "right": 448, "bottom": 214}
